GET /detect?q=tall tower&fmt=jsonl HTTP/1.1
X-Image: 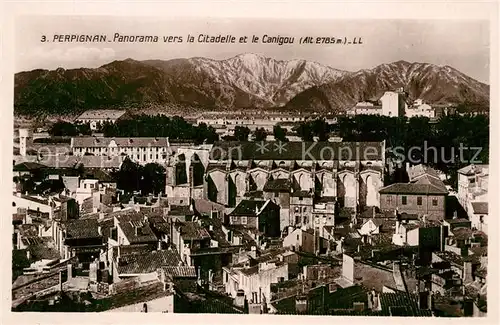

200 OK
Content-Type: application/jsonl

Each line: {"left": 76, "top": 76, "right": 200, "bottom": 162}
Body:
{"left": 18, "top": 128, "right": 29, "bottom": 157}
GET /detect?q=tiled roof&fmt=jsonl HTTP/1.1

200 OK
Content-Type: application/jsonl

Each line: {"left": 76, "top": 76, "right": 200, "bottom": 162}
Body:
{"left": 72, "top": 137, "right": 173, "bottom": 148}
{"left": 24, "top": 237, "right": 60, "bottom": 261}
{"left": 113, "top": 244, "right": 152, "bottom": 258}
{"left": 412, "top": 174, "right": 447, "bottom": 192}
{"left": 93, "top": 280, "right": 172, "bottom": 311}
{"left": 263, "top": 178, "right": 292, "bottom": 192}
{"left": 116, "top": 249, "right": 183, "bottom": 274}
{"left": 408, "top": 164, "right": 441, "bottom": 181}
{"left": 148, "top": 215, "right": 171, "bottom": 234}
{"left": 175, "top": 221, "right": 210, "bottom": 241}
{"left": 116, "top": 214, "right": 158, "bottom": 244}
{"left": 168, "top": 205, "right": 195, "bottom": 216}
{"left": 18, "top": 224, "right": 39, "bottom": 237}
{"left": 77, "top": 109, "right": 126, "bottom": 120}
{"left": 379, "top": 182, "right": 447, "bottom": 195}
{"left": 445, "top": 218, "right": 470, "bottom": 224}
{"left": 18, "top": 194, "right": 50, "bottom": 206}
{"left": 200, "top": 216, "right": 230, "bottom": 247}
{"left": 229, "top": 199, "right": 266, "bottom": 216}
{"left": 13, "top": 162, "right": 47, "bottom": 172}
{"left": 64, "top": 218, "right": 101, "bottom": 239}
{"left": 434, "top": 251, "right": 465, "bottom": 267}
{"left": 379, "top": 292, "right": 433, "bottom": 316}
{"left": 209, "top": 141, "right": 384, "bottom": 161}
{"left": 451, "top": 227, "right": 473, "bottom": 241}
{"left": 34, "top": 155, "right": 125, "bottom": 169}
{"left": 457, "top": 164, "right": 488, "bottom": 176}
{"left": 162, "top": 266, "right": 197, "bottom": 278}
{"left": 471, "top": 202, "right": 488, "bottom": 215}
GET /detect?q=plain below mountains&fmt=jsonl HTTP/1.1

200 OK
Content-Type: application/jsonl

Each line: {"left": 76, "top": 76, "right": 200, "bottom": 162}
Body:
{"left": 14, "top": 53, "right": 489, "bottom": 116}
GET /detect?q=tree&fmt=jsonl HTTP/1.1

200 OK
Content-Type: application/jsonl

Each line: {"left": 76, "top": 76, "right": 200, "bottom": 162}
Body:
{"left": 234, "top": 126, "right": 251, "bottom": 141}
{"left": 253, "top": 128, "right": 268, "bottom": 141}
{"left": 140, "top": 163, "right": 166, "bottom": 195}
{"left": 295, "top": 123, "right": 314, "bottom": 142}
{"left": 75, "top": 163, "right": 85, "bottom": 177}
{"left": 115, "top": 158, "right": 141, "bottom": 194}
{"left": 311, "top": 118, "right": 330, "bottom": 141}
{"left": 273, "top": 125, "right": 288, "bottom": 142}
{"left": 48, "top": 121, "right": 78, "bottom": 137}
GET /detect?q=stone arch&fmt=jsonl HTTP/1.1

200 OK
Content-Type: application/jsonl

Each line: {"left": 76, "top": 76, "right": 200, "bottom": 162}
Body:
{"left": 175, "top": 154, "right": 187, "bottom": 185}
{"left": 365, "top": 175, "right": 378, "bottom": 207}
{"left": 191, "top": 153, "right": 205, "bottom": 186}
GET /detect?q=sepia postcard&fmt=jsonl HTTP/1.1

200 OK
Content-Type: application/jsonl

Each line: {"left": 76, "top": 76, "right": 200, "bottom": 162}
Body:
{"left": 1, "top": 1, "right": 498, "bottom": 324}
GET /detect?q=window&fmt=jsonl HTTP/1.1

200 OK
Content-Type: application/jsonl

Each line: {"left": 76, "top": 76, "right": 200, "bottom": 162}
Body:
{"left": 417, "top": 197, "right": 422, "bottom": 206}
{"left": 299, "top": 197, "right": 303, "bottom": 201}
{"left": 297, "top": 234, "right": 300, "bottom": 241}
{"left": 241, "top": 216, "right": 247, "bottom": 225}
{"left": 402, "top": 196, "right": 407, "bottom": 205}
{"left": 386, "top": 196, "right": 392, "bottom": 205}
{"left": 432, "top": 198, "right": 438, "bottom": 206}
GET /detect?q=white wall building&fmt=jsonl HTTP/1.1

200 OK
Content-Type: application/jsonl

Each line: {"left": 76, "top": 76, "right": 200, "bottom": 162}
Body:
{"left": 75, "top": 110, "right": 127, "bottom": 131}
{"left": 406, "top": 99, "right": 435, "bottom": 118}
{"left": 380, "top": 90, "right": 408, "bottom": 117}
{"left": 71, "top": 137, "right": 192, "bottom": 165}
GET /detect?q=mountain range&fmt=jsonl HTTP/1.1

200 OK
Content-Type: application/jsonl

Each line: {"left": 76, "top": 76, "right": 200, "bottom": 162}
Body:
{"left": 14, "top": 53, "right": 489, "bottom": 116}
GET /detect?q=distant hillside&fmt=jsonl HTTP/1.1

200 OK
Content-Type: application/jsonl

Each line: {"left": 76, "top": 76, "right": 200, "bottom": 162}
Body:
{"left": 14, "top": 55, "right": 489, "bottom": 116}
{"left": 286, "top": 61, "right": 489, "bottom": 112}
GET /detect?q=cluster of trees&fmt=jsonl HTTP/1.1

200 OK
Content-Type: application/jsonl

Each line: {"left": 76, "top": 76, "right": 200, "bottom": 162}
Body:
{"left": 112, "top": 159, "right": 166, "bottom": 195}
{"left": 48, "top": 121, "right": 92, "bottom": 137}
{"left": 222, "top": 124, "right": 289, "bottom": 142}
{"left": 99, "top": 115, "right": 219, "bottom": 144}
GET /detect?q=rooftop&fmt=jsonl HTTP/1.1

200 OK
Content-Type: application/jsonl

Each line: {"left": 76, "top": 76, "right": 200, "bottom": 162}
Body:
{"left": 116, "top": 214, "right": 158, "bottom": 244}
{"left": 116, "top": 249, "right": 183, "bottom": 275}
{"left": 72, "top": 136, "right": 184, "bottom": 148}
{"left": 63, "top": 218, "right": 101, "bottom": 239}
{"left": 458, "top": 164, "right": 488, "bottom": 176}
{"left": 379, "top": 291, "right": 432, "bottom": 317}
{"left": 471, "top": 202, "right": 488, "bottom": 215}
{"left": 175, "top": 221, "right": 211, "bottom": 241}
{"left": 209, "top": 141, "right": 384, "bottom": 161}
{"left": 379, "top": 182, "right": 447, "bottom": 195}
{"left": 229, "top": 199, "right": 268, "bottom": 216}
{"left": 77, "top": 109, "right": 126, "bottom": 120}
{"left": 263, "top": 178, "right": 293, "bottom": 192}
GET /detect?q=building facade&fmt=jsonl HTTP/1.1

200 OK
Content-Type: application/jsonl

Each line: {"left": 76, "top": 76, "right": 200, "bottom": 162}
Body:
{"left": 71, "top": 137, "right": 194, "bottom": 165}
{"left": 380, "top": 89, "right": 408, "bottom": 117}
{"left": 75, "top": 110, "right": 127, "bottom": 131}
{"left": 166, "top": 141, "right": 386, "bottom": 231}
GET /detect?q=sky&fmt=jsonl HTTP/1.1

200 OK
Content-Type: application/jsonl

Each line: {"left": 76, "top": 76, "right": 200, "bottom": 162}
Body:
{"left": 15, "top": 16, "right": 490, "bottom": 83}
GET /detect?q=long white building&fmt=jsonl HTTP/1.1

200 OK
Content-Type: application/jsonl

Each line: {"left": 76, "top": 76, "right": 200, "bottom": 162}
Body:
{"left": 71, "top": 137, "right": 193, "bottom": 165}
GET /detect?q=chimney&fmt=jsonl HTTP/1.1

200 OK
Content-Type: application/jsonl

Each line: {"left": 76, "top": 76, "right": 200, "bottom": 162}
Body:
{"left": 463, "top": 261, "right": 473, "bottom": 284}
{"left": 59, "top": 270, "right": 63, "bottom": 292}
{"left": 353, "top": 302, "right": 365, "bottom": 312}
{"left": 234, "top": 290, "right": 245, "bottom": 308}
{"left": 157, "top": 240, "right": 162, "bottom": 251}
{"left": 295, "top": 295, "right": 308, "bottom": 313}
{"left": 67, "top": 263, "right": 73, "bottom": 279}
{"left": 418, "top": 291, "right": 430, "bottom": 309}
{"left": 26, "top": 249, "right": 30, "bottom": 260}
{"left": 97, "top": 226, "right": 102, "bottom": 235}
{"left": 38, "top": 224, "right": 43, "bottom": 237}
